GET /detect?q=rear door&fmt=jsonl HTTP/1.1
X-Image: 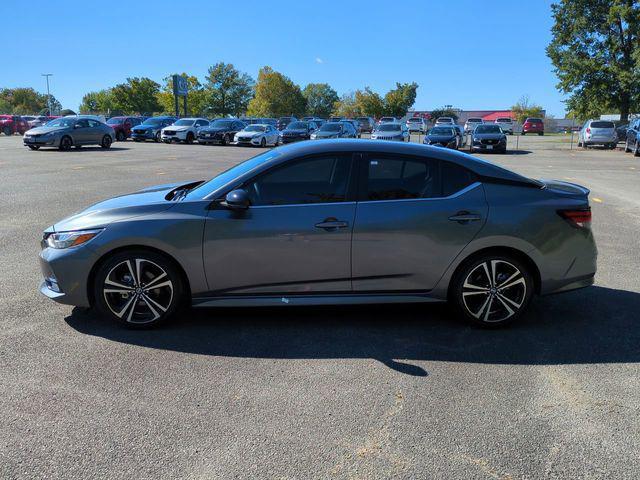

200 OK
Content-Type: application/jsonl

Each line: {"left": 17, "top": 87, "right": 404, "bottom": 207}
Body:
{"left": 352, "top": 153, "right": 488, "bottom": 292}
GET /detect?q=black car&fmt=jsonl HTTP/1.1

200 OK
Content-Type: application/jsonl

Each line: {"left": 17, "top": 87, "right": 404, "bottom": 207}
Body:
{"left": 279, "top": 121, "right": 318, "bottom": 144}
{"left": 423, "top": 126, "right": 458, "bottom": 149}
{"left": 276, "top": 116, "right": 297, "bottom": 131}
{"left": 356, "top": 116, "right": 376, "bottom": 133}
{"left": 624, "top": 118, "right": 640, "bottom": 155}
{"left": 470, "top": 124, "right": 507, "bottom": 153}
{"left": 616, "top": 123, "right": 628, "bottom": 142}
{"left": 198, "top": 119, "right": 246, "bottom": 145}
{"left": 130, "top": 116, "right": 176, "bottom": 142}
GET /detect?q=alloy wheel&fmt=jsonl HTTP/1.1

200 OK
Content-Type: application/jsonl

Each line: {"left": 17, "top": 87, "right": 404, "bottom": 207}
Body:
{"left": 461, "top": 260, "right": 527, "bottom": 323}
{"left": 102, "top": 258, "right": 174, "bottom": 325}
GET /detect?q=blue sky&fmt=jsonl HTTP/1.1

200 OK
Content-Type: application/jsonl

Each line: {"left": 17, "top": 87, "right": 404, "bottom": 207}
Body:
{"left": 3, "top": 0, "right": 565, "bottom": 115}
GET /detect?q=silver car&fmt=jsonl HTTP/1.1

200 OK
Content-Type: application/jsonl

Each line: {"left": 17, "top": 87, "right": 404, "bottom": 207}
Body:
{"left": 23, "top": 116, "right": 115, "bottom": 151}
{"left": 406, "top": 117, "right": 427, "bottom": 133}
{"left": 233, "top": 124, "right": 280, "bottom": 147}
{"left": 38, "top": 140, "right": 596, "bottom": 329}
{"left": 371, "top": 123, "right": 409, "bottom": 141}
{"left": 578, "top": 120, "right": 617, "bottom": 149}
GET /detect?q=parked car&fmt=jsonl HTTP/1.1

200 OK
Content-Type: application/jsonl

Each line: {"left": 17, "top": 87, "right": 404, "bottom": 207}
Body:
{"left": 423, "top": 126, "right": 458, "bottom": 149}
{"left": 21, "top": 116, "right": 45, "bottom": 128}
{"left": 624, "top": 118, "right": 640, "bottom": 156}
{"left": 406, "top": 117, "right": 427, "bottom": 133}
{"left": 131, "top": 116, "right": 176, "bottom": 142}
{"left": 161, "top": 118, "right": 209, "bottom": 144}
{"left": 198, "top": 119, "right": 246, "bottom": 146}
{"left": 435, "top": 117, "right": 456, "bottom": 126}
{"left": 234, "top": 124, "right": 280, "bottom": 147}
{"left": 356, "top": 117, "right": 376, "bottom": 133}
{"left": 494, "top": 117, "right": 514, "bottom": 135}
{"left": 464, "top": 117, "right": 484, "bottom": 133}
{"left": 276, "top": 117, "right": 297, "bottom": 131}
{"left": 577, "top": 120, "right": 617, "bottom": 149}
{"left": 452, "top": 124, "right": 467, "bottom": 148}
{"left": 344, "top": 119, "right": 362, "bottom": 137}
{"left": 0, "top": 115, "right": 29, "bottom": 135}
{"left": 38, "top": 140, "right": 597, "bottom": 329}
{"left": 522, "top": 118, "right": 544, "bottom": 135}
{"left": 615, "top": 123, "right": 628, "bottom": 142}
{"left": 377, "top": 116, "right": 396, "bottom": 125}
{"left": 23, "top": 116, "right": 114, "bottom": 151}
{"left": 470, "top": 124, "right": 507, "bottom": 153}
{"left": 106, "top": 116, "right": 143, "bottom": 141}
{"left": 279, "top": 121, "right": 318, "bottom": 144}
{"left": 371, "top": 122, "right": 409, "bottom": 141}
{"left": 311, "top": 121, "right": 357, "bottom": 139}
{"left": 329, "top": 116, "right": 345, "bottom": 123}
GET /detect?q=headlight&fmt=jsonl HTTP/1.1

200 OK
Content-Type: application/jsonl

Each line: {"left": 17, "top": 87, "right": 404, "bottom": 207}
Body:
{"left": 310, "top": 134, "right": 317, "bottom": 139}
{"left": 45, "top": 229, "right": 103, "bottom": 249}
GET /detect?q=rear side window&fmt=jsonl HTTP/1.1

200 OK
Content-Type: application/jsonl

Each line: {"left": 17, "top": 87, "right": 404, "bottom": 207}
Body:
{"left": 441, "top": 161, "right": 476, "bottom": 197}
{"left": 590, "top": 121, "right": 614, "bottom": 129}
{"left": 365, "top": 157, "right": 438, "bottom": 200}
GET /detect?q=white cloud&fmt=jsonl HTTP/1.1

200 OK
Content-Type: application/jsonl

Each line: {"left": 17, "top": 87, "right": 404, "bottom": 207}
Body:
{"left": 315, "top": 57, "right": 324, "bottom": 64}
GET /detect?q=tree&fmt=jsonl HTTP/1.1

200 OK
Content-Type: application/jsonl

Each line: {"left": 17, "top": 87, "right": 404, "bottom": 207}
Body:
{"left": 303, "top": 83, "right": 338, "bottom": 117}
{"left": 204, "top": 62, "right": 254, "bottom": 117}
{"left": 110, "top": 77, "right": 161, "bottom": 114}
{"left": 0, "top": 87, "right": 61, "bottom": 114}
{"left": 547, "top": 0, "right": 640, "bottom": 122}
{"left": 429, "top": 107, "right": 459, "bottom": 123}
{"left": 332, "top": 92, "right": 360, "bottom": 117}
{"left": 156, "top": 74, "right": 208, "bottom": 116}
{"left": 79, "top": 89, "right": 117, "bottom": 114}
{"left": 383, "top": 82, "right": 418, "bottom": 117}
{"left": 246, "top": 67, "right": 306, "bottom": 117}
{"left": 355, "top": 87, "right": 385, "bottom": 118}
{"left": 511, "top": 95, "right": 545, "bottom": 123}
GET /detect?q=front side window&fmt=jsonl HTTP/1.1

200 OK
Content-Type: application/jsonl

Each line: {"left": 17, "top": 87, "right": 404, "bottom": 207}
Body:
{"left": 246, "top": 155, "right": 352, "bottom": 206}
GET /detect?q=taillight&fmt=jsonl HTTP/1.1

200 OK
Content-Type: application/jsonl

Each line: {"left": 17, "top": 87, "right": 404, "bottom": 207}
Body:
{"left": 558, "top": 208, "right": 591, "bottom": 229}
{"left": 586, "top": 127, "right": 591, "bottom": 134}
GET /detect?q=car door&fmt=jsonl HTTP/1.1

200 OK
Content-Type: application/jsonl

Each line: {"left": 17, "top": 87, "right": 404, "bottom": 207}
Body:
{"left": 202, "top": 153, "right": 357, "bottom": 295}
{"left": 72, "top": 119, "right": 91, "bottom": 144}
{"left": 351, "top": 153, "right": 488, "bottom": 292}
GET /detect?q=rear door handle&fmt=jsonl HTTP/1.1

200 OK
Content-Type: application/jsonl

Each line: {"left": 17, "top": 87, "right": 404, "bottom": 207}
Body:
{"left": 448, "top": 211, "right": 481, "bottom": 223}
{"left": 315, "top": 218, "right": 349, "bottom": 230}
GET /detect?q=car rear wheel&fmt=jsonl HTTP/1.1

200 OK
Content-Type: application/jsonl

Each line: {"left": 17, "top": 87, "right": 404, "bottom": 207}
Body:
{"left": 221, "top": 134, "right": 229, "bottom": 146}
{"left": 634, "top": 141, "right": 640, "bottom": 157}
{"left": 93, "top": 250, "right": 184, "bottom": 328}
{"left": 3, "top": 126, "right": 11, "bottom": 136}
{"left": 116, "top": 130, "right": 125, "bottom": 141}
{"left": 59, "top": 136, "right": 72, "bottom": 151}
{"left": 28, "top": 145, "right": 40, "bottom": 150}
{"left": 155, "top": 131, "right": 161, "bottom": 142}
{"left": 186, "top": 132, "right": 194, "bottom": 144}
{"left": 450, "top": 254, "right": 534, "bottom": 328}
{"left": 101, "top": 135, "right": 112, "bottom": 149}
{"left": 260, "top": 137, "right": 266, "bottom": 148}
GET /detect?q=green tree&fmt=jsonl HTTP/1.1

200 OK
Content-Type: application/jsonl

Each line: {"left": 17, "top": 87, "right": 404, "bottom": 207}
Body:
{"left": 547, "top": 0, "right": 640, "bottom": 122}
{"left": 302, "top": 83, "right": 338, "bottom": 117}
{"left": 79, "top": 89, "right": 117, "bottom": 114}
{"left": 332, "top": 92, "right": 360, "bottom": 117}
{"left": 383, "top": 82, "right": 418, "bottom": 117}
{"left": 511, "top": 95, "right": 544, "bottom": 123}
{"left": 110, "top": 77, "right": 162, "bottom": 114}
{"left": 246, "top": 66, "right": 306, "bottom": 117}
{"left": 429, "top": 107, "right": 459, "bottom": 123}
{"left": 355, "top": 87, "right": 385, "bottom": 118}
{"left": 204, "top": 62, "right": 254, "bottom": 117}
{"left": 0, "top": 87, "right": 61, "bottom": 114}
{"left": 157, "top": 74, "right": 208, "bottom": 116}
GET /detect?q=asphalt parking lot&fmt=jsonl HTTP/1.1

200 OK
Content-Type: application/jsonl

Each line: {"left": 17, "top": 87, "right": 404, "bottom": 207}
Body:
{"left": 1, "top": 134, "right": 639, "bottom": 479}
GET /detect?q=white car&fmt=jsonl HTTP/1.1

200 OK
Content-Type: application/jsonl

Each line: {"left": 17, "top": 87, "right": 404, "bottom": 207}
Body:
{"left": 464, "top": 117, "right": 483, "bottom": 133}
{"left": 578, "top": 120, "right": 617, "bottom": 149}
{"left": 435, "top": 117, "right": 456, "bottom": 126}
{"left": 161, "top": 118, "right": 209, "bottom": 144}
{"left": 234, "top": 124, "right": 280, "bottom": 147}
{"left": 494, "top": 117, "right": 514, "bottom": 135}
{"left": 406, "top": 117, "right": 427, "bottom": 133}
{"left": 377, "top": 117, "right": 397, "bottom": 125}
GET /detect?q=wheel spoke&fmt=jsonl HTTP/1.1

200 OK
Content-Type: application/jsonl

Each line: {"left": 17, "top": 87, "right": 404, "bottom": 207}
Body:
{"left": 482, "top": 296, "right": 495, "bottom": 322}
{"left": 142, "top": 292, "right": 167, "bottom": 313}
{"left": 125, "top": 260, "right": 138, "bottom": 286}
{"left": 145, "top": 280, "right": 172, "bottom": 291}
{"left": 463, "top": 290, "right": 489, "bottom": 297}
{"left": 115, "top": 294, "right": 137, "bottom": 319}
{"left": 495, "top": 294, "right": 516, "bottom": 318}
{"left": 499, "top": 276, "right": 526, "bottom": 291}
{"left": 104, "top": 278, "right": 134, "bottom": 290}
{"left": 103, "top": 288, "right": 135, "bottom": 294}
{"left": 143, "top": 271, "right": 167, "bottom": 289}
{"left": 481, "top": 262, "right": 493, "bottom": 287}
{"left": 496, "top": 270, "right": 521, "bottom": 289}
{"left": 471, "top": 294, "right": 492, "bottom": 319}
{"left": 497, "top": 292, "right": 523, "bottom": 309}
{"left": 135, "top": 258, "right": 144, "bottom": 287}
{"left": 490, "top": 260, "right": 498, "bottom": 287}
{"left": 140, "top": 295, "right": 161, "bottom": 320}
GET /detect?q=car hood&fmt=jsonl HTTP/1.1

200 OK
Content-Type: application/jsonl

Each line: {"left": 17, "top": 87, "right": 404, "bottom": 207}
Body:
{"left": 426, "top": 135, "right": 456, "bottom": 142}
{"left": 315, "top": 131, "right": 341, "bottom": 137}
{"left": 238, "top": 131, "right": 261, "bottom": 137}
{"left": 51, "top": 181, "right": 198, "bottom": 232}
{"left": 473, "top": 133, "right": 505, "bottom": 140}
{"left": 201, "top": 127, "right": 230, "bottom": 133}
{"left": 282, "top": 129, "right": 308, "bottom": 135}
{"left": 26, "top": 126, "right": 66, "bottom": 135}
{"left": 164, "top": 125, "right": 190, "bottom": 132}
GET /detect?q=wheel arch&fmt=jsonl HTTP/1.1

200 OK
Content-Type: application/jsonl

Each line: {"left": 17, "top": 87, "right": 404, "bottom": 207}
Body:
{"left": 86, "top": 244, "right": 192, "bottom": 307}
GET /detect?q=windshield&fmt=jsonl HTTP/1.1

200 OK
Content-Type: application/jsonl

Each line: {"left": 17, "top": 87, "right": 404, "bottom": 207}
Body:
{"left": 378, "top": 124, "right": 401, "bottom": 132}
{"left": 46, "top": 118, "right": 75, "bottom": 127}
{"left": 287, "top": 122, "right": 307, "bottom": 130}
{"left": 430, "top": 127, "right": 455, "bottom": 136}
{"left": 244, "top": 125, "right": 266, "bottom": 132}
{"left": 591, "top": 121, "right": 614, "bottom": 129}
{"left": 320, "top": 123, "right": 341, "bottom": 132}
{"left": 107, "top": 117, "right": 124, "bottom": 125}
{"left": 476, "top": 125, "right": 502, "bottom": 134}
{"left": 437, "top": 118, "right": 452, "bottom": 122}
{"left": 174, "top": 119, "right": 195, "bottom": 126}
{"left": 407, "top": 118, "right": 421, "bottom": 123}
{"left": 468, "top": 118, "right": 482, "bottom": 123}
{"left": 186, "top": 150, "right": 282, "bottom": 200}
{"left": 143, "top": 118, "right": 166, "bottom": 126}
{"left": 211, "top": 120, "right": 234, "bottom": 128}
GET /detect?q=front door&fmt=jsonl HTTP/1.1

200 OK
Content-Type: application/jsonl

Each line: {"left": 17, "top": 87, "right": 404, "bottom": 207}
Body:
{"left": 352, "top": 153, "right": 488, "bottom": 292}
{"left": 202, "top": 154, "right": 356, "bottom": 295}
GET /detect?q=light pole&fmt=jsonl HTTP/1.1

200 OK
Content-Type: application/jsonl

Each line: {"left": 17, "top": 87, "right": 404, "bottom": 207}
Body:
{"left": 41, "top": 74, "right": 53, "bottom": 115}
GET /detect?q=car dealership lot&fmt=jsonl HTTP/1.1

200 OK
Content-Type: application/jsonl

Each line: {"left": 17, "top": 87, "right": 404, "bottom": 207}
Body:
{"left": 1, "top": 135, "right": 639, "bottom": 478}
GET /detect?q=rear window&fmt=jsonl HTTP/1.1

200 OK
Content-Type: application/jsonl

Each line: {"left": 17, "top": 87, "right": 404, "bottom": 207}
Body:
{"left": 496, "top": 118, "right": 512, "bottom": 122}
{"left": 526, "top": 118, "right": 542, "bottom": 123}
{"left": 467, "top": 118, "right": 482, "bottom": 122}
{"left": 590, "top": 121, "right": 614, "bottom": 129}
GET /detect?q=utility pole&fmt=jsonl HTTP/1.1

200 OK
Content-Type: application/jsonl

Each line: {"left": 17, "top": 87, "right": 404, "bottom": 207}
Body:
{"left": 41, "top": 74, "right": 53, "bottom": 115}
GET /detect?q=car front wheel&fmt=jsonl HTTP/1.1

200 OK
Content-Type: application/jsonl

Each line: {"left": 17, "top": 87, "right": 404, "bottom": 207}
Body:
{"left": 101, "top": 135, "right": 112, "bottom": 149}
{"left": 116, "top": 131, "right": 125, "bottom": 141}
{"left": 93, "top": 250, "right": 184, "bottom": 328}
{"left": 450, "top": 254, "right": 534, "bottom": 327}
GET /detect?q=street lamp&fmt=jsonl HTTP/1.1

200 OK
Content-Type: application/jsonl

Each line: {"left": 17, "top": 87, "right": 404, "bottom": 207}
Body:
{"left": 41, "top": 74, "right": 53, "bottom": 115}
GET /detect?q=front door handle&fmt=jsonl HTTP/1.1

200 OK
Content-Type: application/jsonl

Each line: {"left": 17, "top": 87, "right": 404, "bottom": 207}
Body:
{"left": 448, "top": 211, "right": 481, "bottom": 223}
{"left": 315, "top": 218, "right": 349, "bottom": 230}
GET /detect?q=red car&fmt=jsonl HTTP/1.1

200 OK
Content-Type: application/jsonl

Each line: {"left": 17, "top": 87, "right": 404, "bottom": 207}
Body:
{"left": 522, "top": 117, "right": 544, "bottom": 136}
{"left": 0, "top": 115, "right": 29, "bottom": 136}
{"left": 106, "top": 116, "right": 143, "bottom": 141}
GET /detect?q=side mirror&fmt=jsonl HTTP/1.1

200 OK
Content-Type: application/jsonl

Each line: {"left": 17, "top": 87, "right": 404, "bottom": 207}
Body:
{"left": 221, "top": 189, "right": 250, "bottom": 210}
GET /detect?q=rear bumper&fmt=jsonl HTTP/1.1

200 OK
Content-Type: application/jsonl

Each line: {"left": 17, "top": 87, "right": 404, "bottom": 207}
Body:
{"left": 542, "top": 273, "right": 595, "bottom": 296}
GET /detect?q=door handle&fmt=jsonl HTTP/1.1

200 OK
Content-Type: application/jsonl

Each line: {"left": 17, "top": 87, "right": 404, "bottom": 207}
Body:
{"left": 448, "top": 211, "right": 481, "bottom": 223}
{"left": 315, "top": 218, "right": 349, "bottom": 230}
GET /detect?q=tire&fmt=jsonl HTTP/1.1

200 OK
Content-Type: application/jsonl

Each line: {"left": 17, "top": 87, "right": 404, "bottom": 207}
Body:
{"left": 59, "top": 135, "right": 72, "bottom": 151}
{"left": 163, "top": 139, "right": 171, "bottom": 144}
{"left": 221, "top": 134, "right": 229, "bottom": 146}
{"left": 624, "top": 139, "right": 630, "bottom": 153}
{"left": 260, "top": 137, "right": 266, "bottom": 148}
{"left": 521, "top": 132, "right": 526, "bottom": 136}
{"left": 450, "top": 253, "right": 534, "bottom": 328}
{"left": 155, "top": 131, "right": 161, "bottom": 143}
{"left": 116, "top": 130, "right": 125, "bottom": 142}
{"left": 101, "top": 135, "right": 112, "bottom": 149}
{"left": 186, "top": 132, "right": 194, "bottom": 144}
{"left": 3, "top": 126, "right": 11, "bottom": 136}
{"left": 93, "top": 250, "right": 184, "bottom": 328}
{"left": 75, "top": 145, "right": 82, "bottom": 149}
{"left": 538, "top": 132, "right": 543, "bottom": 136}
{"left": 27, "top": 145, "right": 40, "bottom": 150}
{"left": 634, "top": 141, "right": 640, "bottom": 157}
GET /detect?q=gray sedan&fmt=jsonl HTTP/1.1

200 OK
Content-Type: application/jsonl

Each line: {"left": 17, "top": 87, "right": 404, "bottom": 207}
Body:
{"left": 39, "top": 140, "right": 597, "bottom": 328}
{"left": 23, "top": 116, "right": 115, "bottom": 151}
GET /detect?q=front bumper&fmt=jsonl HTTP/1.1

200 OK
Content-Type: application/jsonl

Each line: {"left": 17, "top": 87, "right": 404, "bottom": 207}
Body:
{"left": 131, "top": 130, "right": 156, "bottom": 140}
{"left": 161, "top": 130, "right": 188, "bottom": 141}
{"left": 281, "top": 136, "right": 308, "bottom": 144}
{"left": 23, "top": 135, "right": 58, "bottom": 146}
{"left": 233, "top": 136, "right": 261, "bottom": 146}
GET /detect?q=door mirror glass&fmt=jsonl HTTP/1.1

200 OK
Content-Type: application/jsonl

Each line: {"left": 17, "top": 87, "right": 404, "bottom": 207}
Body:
{"left": 223, "top": 189, "right": 250, "bottom": 210}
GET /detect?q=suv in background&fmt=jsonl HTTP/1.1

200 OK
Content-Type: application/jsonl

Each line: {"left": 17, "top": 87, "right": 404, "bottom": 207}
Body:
{"left": 406, "top": 117, "right": 427, "bottom": 133}
{"left": 435, "top": 117, "right": 456, "bottom": 125}
{"left": 0, "top": 115, "right": 29, "bottom": 135}
{"left": 106, "top": 116, "right": 143, "bottom": 141}
{"left": 522, "top": 118, "right": 544, "bottom": 135}
{"left": 276, "top": 116, "right": 297, "bottom": 131}
{"left": 578, "top": 120, "right": 617, "bottom": 149}
{"left": 494, "top": 117, "right": 514, "bottom": 134}
{"left": 464, "top": 117, "right": 483, "bottom": 133}
{"left": 624, "top": 118, "right": 640, "bottom": 156}
{"left": 356, "top": 116, "right": 376, "bottom": 133}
